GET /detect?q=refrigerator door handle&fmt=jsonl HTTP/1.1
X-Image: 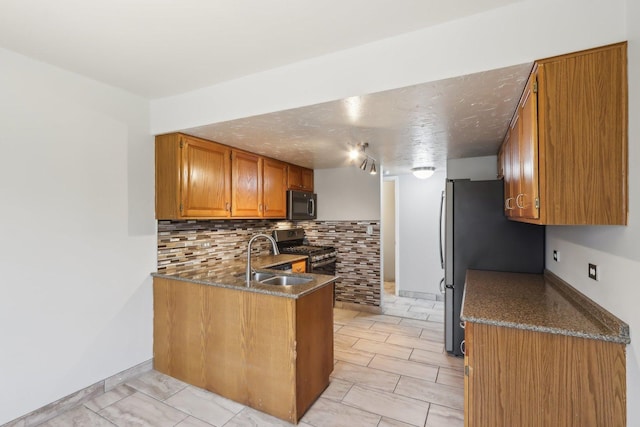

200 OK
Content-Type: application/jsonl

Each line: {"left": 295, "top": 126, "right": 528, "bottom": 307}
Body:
{"left": 439, "top": 190, "right": 445, "bottom": 269}
{"left": 444, "top": 181, "right": 454, "bottom": 287}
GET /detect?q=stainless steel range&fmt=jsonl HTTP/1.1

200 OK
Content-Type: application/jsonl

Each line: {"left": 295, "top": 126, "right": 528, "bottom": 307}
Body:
{"left": 272, "top": 228, "right": 337, "bottom": 275}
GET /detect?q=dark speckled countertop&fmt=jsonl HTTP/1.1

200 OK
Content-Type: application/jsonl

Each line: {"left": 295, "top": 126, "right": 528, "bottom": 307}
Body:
{"left": 461, "top": 269, "right": 630, "bottom": 344}
{"left": 152, "top": 254, "right": 337, "bottom": 299}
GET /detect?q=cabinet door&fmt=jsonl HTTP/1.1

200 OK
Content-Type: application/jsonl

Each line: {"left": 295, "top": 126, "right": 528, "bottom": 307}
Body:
{"left": 263, "top": 158, "right": 288, "bottom": 218}
{"left": 288, "top": 165, "right": 314, "bottom": 191}
{"left": 517, "top": 74, "right": 540, "bottom": 219}
{"left": 291, "top": 260, "right": 306, "bottom": 273}
{"left": 181, "top": 136, "right": 231, "bottom": 217}
{"left": 501, "top": 131, "right": 514, "bottom": 216}
{"left": 232, "top": 150, "right": 262, "bottom": 217}
{"left": 464, "top": 322, "right": 473, "bottom": 427}
{"left": 288, "top": 165, "right": 303, "bottom": 190}
{"left": 537, "top": 44, "right": 627, "bottom": 225}
{"left": 509, "top": 115, "right": 522, "bottom": 217}
{"left": 301, "top": 168, "right": 314, "bottom": 191}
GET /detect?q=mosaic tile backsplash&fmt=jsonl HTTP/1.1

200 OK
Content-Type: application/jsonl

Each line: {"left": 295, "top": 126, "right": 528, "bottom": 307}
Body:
{"left": 157, "top": 219, "right": 381, "bottom": 307}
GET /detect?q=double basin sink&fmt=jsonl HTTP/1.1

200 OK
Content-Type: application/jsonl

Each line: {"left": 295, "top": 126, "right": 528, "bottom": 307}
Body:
{"left": 249, "top": 271, "right": 313, "bottom": 286}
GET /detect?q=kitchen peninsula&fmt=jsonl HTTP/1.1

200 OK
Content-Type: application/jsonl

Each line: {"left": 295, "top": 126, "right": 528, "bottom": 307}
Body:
{"left": 152, "top": 254, "right": 336, "bottom": 423}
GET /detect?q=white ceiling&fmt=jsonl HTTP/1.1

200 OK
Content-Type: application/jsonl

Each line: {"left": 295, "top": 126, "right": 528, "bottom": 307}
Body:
{"left": 186, "top": 63, "right": 532, "bottom": 174}
{"left": 0, "top": 0, "right": 530, "bottom": 174}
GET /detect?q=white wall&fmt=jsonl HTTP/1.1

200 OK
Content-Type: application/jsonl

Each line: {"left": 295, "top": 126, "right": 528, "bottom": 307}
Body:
{"left": 545, "top": 0, "right": 640, "bottom": 422}
{"left": 396, "top": 171, "right": 447, "bottom": 296}
{"left": 150, "top": 0, "right": 625, "bottom": 133}
{"left": 0, "top": 48, "right": 155, "bottom": 424}
{"left": 314, "top": 167, "right": 380, "bottom": 221}
{"left": 447, "top": 156, "right": 498, "bottom": 180}
{"left": 382, "top": 179, "right": 396, "bottom": 282}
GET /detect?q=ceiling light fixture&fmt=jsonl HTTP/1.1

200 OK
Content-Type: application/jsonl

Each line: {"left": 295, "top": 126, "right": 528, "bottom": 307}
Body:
{"left": 411, "top": 166, "right": 436, "bottom": 179}
{"left": 349, "top": 142, "right": 378, "bottom": 177}
{"left": 360, "top": 157, "right": 368, "bottom": 171}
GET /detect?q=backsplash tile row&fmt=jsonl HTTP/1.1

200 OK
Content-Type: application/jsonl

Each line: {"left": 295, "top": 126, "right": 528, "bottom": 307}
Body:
{"left": 157, "top": 220, "right": 294, "bottom": 274}
{"left": 299, "top": 221, "right": 381, "bottom": 307}
{"left": 157, "top": 219, "right": 381, "bottom": 307}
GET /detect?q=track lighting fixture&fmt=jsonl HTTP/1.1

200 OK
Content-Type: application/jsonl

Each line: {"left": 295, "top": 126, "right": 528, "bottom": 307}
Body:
{"left": 360, "top": 157, "right": 368, "bottom": 170}
{"left": 348, "top": 142, "right": 378, "bottom": 177}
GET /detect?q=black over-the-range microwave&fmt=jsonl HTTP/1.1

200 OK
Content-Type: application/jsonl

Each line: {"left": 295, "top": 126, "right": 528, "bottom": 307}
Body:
{"left": 287, "top": 190, "right": 317, "bottom": 220}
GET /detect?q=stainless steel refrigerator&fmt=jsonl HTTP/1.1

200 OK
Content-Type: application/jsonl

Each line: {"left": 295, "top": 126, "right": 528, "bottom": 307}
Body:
{"left": 440, "top": 179, "right": 545, "bottom": 356}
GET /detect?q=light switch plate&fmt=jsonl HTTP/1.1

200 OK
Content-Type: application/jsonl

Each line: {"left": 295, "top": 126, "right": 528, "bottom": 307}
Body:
{"left": 553, "top": 250, "right": 559, "bottom": 262}
{"left": 588, "top": 263, "right": 598, "bottom": 281}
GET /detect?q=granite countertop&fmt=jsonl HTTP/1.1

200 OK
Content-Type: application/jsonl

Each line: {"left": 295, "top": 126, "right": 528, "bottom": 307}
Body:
{"left": 152, "top": 254, "right": 337, "bottom": 299}
{"left": 460, "top": 269, "right": 630, "bottom": 344}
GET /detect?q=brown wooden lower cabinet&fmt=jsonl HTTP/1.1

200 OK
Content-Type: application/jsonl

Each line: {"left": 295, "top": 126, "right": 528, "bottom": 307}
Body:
{"left": 464, "top": 322, "right": 626, "bottom": 426}
{"left": 153, "top": 277, "right": 334, "bottom": 423}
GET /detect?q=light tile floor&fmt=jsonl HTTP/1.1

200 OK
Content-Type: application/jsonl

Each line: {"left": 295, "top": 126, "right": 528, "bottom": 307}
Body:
{"left": 39, "top": 284, "right": 463, "bottom": 427}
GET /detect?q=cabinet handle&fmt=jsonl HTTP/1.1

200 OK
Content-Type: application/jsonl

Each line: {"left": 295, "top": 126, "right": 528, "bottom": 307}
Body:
{"left": 516, "top": 193, "right": 525, "bottom": 209}
{"left": 264, "top": 205, "right": 268, "bottom": 212}
{"left": 225, "top": 202, "right": 230, "bottom": 211}
{"left": 460, "top": 321, "right": 466, "bottom": 329}
{"left": 505, "top": 197, "right": 514, "bottom": 210}
{"left": 259, "top": 204, "right": 263, "bottom": 212}
{"left": 461, "top": 340, "right": 466, "bottom": 355}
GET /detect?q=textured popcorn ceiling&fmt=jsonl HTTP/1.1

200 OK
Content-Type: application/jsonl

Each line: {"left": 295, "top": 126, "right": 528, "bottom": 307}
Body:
{"left": 186, "top": 63, "right": 532, "bottom": 175}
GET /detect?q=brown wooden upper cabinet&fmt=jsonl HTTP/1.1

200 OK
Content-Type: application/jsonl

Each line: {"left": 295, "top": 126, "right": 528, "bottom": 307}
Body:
{"left": 263, "top": 158, "right": 288, "bottom": 217}
{"left": 500, "top": 42, "right": 628, "bottom": 225}
{"left": 155, "top": 133, "right": 231, "bottom": 219}
{"left": 288, "top": 164, "right": 314, "bottom": 192}
{"left": 231, "top": 150, "right": 262, "bottom": 217}
{"left": 156, "top": 133, "right": 303, "bottom": 220}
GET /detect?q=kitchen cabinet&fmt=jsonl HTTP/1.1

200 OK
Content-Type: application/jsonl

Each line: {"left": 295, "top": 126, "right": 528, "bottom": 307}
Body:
{"left": 464, "top": 322, "right": 626, "bottom": 427}
{"left": 501, "top": 73, "right": 539, "bottom": 219}
{"left": 499, "top": 42, "right": 627, "bottom": 225}
{"left": 230, "top": 150, "right": 287, "bottom": 218}
{"left": 288, "top": 164, "right": 314, "bottom": 192}
{"left": 462, "top": 269, "right": 628, "bottom": 427}
{"left": 156, "top": 133, "right": 292, "bottom": 220}
{"left": 291, "top": 260, "right": 306, "bottom": 273}
{"left": 153, "top": 276, "right": 333, "bottom": 423}
{"left": 155, "top": 133, "right": 231, "bottom": 219}
{"left": 262, "top": 157, "right": 288, "bottom": 217}
{"left": 231, "top": 150, "right": 262, "bottom": 217}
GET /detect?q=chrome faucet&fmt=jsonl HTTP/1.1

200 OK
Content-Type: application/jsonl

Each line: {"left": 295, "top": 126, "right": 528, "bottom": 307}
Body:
{"left": 246, "top": 233, "right": 280, "bottom": 284}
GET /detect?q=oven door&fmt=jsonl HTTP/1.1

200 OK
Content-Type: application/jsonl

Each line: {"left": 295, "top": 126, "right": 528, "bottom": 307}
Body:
{"left": 310, "top": 257, "right": 336, "bottom": 275}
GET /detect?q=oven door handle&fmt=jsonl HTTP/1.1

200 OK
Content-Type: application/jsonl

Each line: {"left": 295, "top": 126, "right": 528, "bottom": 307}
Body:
{"left": 311, "top": 258, "right": 337, "bottom": 268}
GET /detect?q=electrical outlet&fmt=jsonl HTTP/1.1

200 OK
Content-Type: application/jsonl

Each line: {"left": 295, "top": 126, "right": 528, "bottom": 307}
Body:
{"left": 201, "top": 242, "right": 212, "bottom": 248}
{"left": 588, "top": 263, "right": 598, "bottom": 281}
{"left": 367, "top": 225, "right": 374, "bottom": 235}
{"left": 553, "top": 250, "right": 559, "bottom": 262}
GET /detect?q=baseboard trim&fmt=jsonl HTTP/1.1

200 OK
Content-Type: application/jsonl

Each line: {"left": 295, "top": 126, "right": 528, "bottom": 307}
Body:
{"left": 398, "top": 290, "right": 444, "bottom": 302}
{"left": 4, "top": 359, "right": 153, "bottom": 427}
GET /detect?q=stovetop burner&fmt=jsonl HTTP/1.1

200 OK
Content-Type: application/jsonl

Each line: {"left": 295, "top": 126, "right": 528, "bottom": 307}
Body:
{"left": 278, "top": 244, "right": 333, "bottom": 254}
{"left": 273, "top": 228, "right": 337, "bottom": 256}
{"left": 273, "top": 228, "right": 337, "bottom": 274}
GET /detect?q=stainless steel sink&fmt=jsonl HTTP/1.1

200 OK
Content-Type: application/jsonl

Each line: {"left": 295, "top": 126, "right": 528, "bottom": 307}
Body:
{"left": 250, "top": 271, "right": 276, "bottom": 282}
{"left": 260, "top": 275, "right": 313, "bottom": 286}
{"left": 244, "top": 271, "right": 312, "bottom": 286}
